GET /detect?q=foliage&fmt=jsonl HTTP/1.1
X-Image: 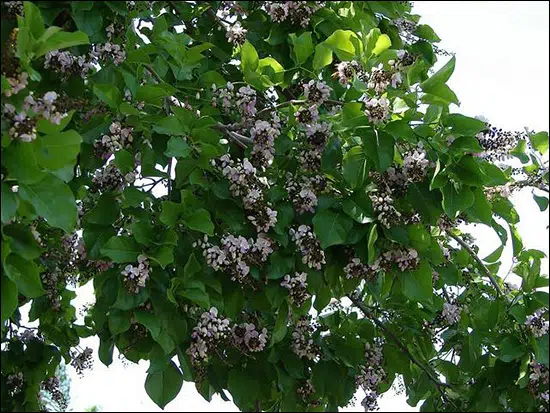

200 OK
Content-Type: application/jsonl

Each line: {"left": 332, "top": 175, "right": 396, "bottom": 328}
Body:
{"left": 1, "top": 1, "right": 549, "bottom": 412}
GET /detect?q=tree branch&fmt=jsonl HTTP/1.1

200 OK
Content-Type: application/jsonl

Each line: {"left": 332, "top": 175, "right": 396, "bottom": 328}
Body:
{"left": 445, "top": 230, "right": 507, "bottom": 299}
{"left": 347, "top": 294, "right": 453, "bottom": 406}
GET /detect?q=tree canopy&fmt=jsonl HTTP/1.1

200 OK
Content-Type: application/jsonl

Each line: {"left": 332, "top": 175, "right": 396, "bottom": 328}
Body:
{"left": 1, "top": 1, "right": 549, "bottom": 412}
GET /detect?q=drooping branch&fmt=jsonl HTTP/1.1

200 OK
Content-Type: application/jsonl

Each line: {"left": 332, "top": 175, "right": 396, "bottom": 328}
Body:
{"left": 445, "top": 230, "right": 507, "bottom": 299}
{"left": 347, "top": 294, "right": 453, "bottom": 406}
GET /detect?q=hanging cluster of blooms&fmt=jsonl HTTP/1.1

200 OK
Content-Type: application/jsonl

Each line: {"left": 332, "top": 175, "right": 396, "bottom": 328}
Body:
{"left": 356, "top": 340, "right": 386, "bottom": 412}
{"left": 187, "top": 307, "right": 232, "bottom": 365}
{"left": 121, "top": 255, "right": 150, "bottom": 294}
{"left": 3, "top": 91, "right": 68, "bottom": 142}
{"left": 195, "top": 234, "right": 274, "bottom": 285}
{"left": 91, "top": 163, "right": 132, "bottom": 193}
{"left": 289, "top": 225, "right": 326, "bottom": 270}
{"left": 264, "top": 2, "right": 325, "bottom": 27}
{"left": 442, "top": 302, "right": 462, "bottom": 325}
{"left": 231, "top": 322, "right": 268, "bottom": 352}
{"left": 94, "top": 121, "right": 135, "bottom": 159}
{"left": 291, "top": 316, "right": 320, "bottom": 360}
{"left": 70, "top": 347, "right": 94, "bottom": 375}
{"left": 44, "top": 50, "right": 93, "bottom": 78}
{"left": 213, "top": 155, "right": 278, "bottom": 233}
{"left": 529, "top": 361, "right": 549, "bottom": 412}
{"left": 525, "top": 309, "right": 549, "bottom": 338}
{"left": 250, "top": 115, "right": 281, "bottom": 169}
{"left": 212, "top": 82, "right": 257, "bottom": 120}
{"left": 281, "top": 272, "right": 311, "bottom": 306}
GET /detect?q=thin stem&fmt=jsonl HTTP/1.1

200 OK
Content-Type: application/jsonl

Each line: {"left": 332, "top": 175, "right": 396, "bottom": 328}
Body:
{"left": 445, "top": 230, "right": 507, "bottom": 299}
{"left": 347, "top": 294, "right": 453, "bottom": 406}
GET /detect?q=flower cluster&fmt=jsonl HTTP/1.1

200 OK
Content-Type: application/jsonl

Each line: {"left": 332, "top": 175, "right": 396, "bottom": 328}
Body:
{"left": 90, "top": 42, "right": 126, "bottom": 65}
{"left": 250, "top": 115, "right": 281, "bottom": 168}
{"left": 44, "top": 50, "right": 93, "bottom": 78}
{"left": 402, "top": 147, "right": 430, "bottom": 182}
{"left": 366, "top": 64, "right": 401, "bottom": 95}
{"left": 357, "top": 340, "right": 386, "bottom": 412}
{"left": 121, "top": 255, "right": 150, "bottom": 294}
{"left": 41, "top": 268, "right": 63, "bottom": 311}
{"left": 196, "top": 234, "right": 273, "bottom": 285}
{"left": 124, "top": 88, "right": 145, "bottom": 110}
{"left": 231, "top": 322, "right": 268, "bottom": 352}
{"left": 475, "top": 123, "right": 525, "bottom": 161}
{"left": 281, "top": 272, "right": 311, "bottom": 306}
{"left": 442, "top": 302, "right": 462, "bottom": 324}
{"left": 525, "top": 309, "right": 549, "bottom": 338}
{"left": 2, "top": 103, "right": 37, "bottom": 142}
{"left": 226, "top": 22, "right": 247, "bottom": 45}
{"left": 529, "top": 361, "right": 549, "bottom": 412}
{"left": 286, "top": 173, "right": 325, "bottom": 214}
{"left": 70, "top": 347, "right": 94, "bottom": 376}
{"left": 344, "top": 257, "right": 380, "bottom": 282}
{"left": 333, "top": 60, "right": 363, "bottom": 85}
{"left": 91, "top": 163, "right": 129, "bottom": 193}
{"left": 303, "top": 80, "right": 332, "bottom": 105}
{"left": 362, "top": 96, "right": 391, "bottom": 124}
{"left": 392, "top": 247, "right": 420, "bottom": 272}
{"left": 264, "top": 2, "right": 325, "bottom": 27}
{"left": 3, "top": 1, "right": 23, "bottom": 17}
{"left": 6, "top": 372, "right": 24, "bottom": 397}
{"left": 94, "top": 121, "right": 134, "bottom": 159}
{"left": 187, "top": 307, "right": 231, "bottom": 365}
{"left": 289, "top": 225, "right": 326, "bottom": 270}
{"left": 25, "top": 91, "right": 68, "bottom": 124}
{"left": 4, "top": 71, "right": 28, "bottom": 96}
{"left": 291, "top": 316, "right": 320, "bottom": 360}
{"left": 212, "top": 82, "right": 257, "bottom": 119}
{"left": 41, "top": 377, "right": 68, "bottom": 411}
{"left": 296, "top": 121, "right": 331, "bottom": 170}
{"left": 213, "top": 155, "right": 277, "bottom": 233}
{"left": 370, "top": 190, "right": 402, "bottom": 228}
{"left": 295, "top": 105, "right": 319, "bottom": 125}
{"left": 389, "top": 50, "right": 416, "bottom": 71}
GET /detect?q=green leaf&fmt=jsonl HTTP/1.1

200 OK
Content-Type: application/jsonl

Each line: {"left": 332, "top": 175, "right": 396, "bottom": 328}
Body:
{"left": 135, "top": 310, "right": 161, "bottom": 340}
{"left": 442, "top": 183, "right": 475, "bottom": 219}
{"left": 114, "top": 149, "right": 135, "bottom": 174}
{"left": 148, "top": 245, "right": 174, "bottom": 269}
{"left": 444, "top": 114, "right": 486, "bottom": 137}
{"left": 1, "top": 276, "right": 18, "bottom": 323}
{"left": 422, "top": 83, "right": 459, "bottom": 105}
{"left": 160, "top": 201, "right": 184, "bottom": 228}
{"left": 534, "top": 337, "right": 549, "bottom": 367}
{"left": 272, "top": 301, "right": 289, "bottom": 345}
{"left": 165, "top": 136, "right": 191, "bottom": 158}
{"left": 98, "top": 337, "right": 114, "bottom": 366}
{"left": 34, "top": 31, "right": 90, "bottom": 58}
{"left": 3, "top": 141, "right": 46, "bottom": 184}
{"left": 1, "top": 183, "right": 19, "bottom": 223}
{"left": 342, "top": 146, "right": 368, "bottom": 189}
{"left": 289, "top": 32, "right": 314, "bottom": 66}
{"left": 108, "top": 310, "right": 131, "bottom": 335}
{"left": 467, "top": 188, "right": 492, "bottom": 224}
{"left": 145, "top": 361, "right": 183, "bottom": 409}
{"left": 153, "top": 116, "right": 188, "bottom": 136}
{"left": 367, "top": 224, "right": 378, "bottom": 265}
{"left": 324, "top": 30, "right": 360, "bottom": 60}
{"left": 312, "top": 43, "right": 333, "bottom": 71}
{"left": 530, "top": 131, "right": 549, "bottom": 155}
{"left": 420, "top": 57, "right": 455, "bottom": 91}
{"left": 533, "top": 194, "right": 549, "bottom": 211}
{"left": 182, "top": 209, "right": 214, "bottom": 235}
{"left": 2, "top": 223, "right": 43, "bottom": 260}
{"left": 24, "top": 2, "right": 45, "bottom": 39}
{"left": 136, "top": 84, "right": 175, "bottom": 104}
{"left": 414, "top": 24, "right": 441, "bottom": 42}
{"left": 362, "top": 129, "right": 395, "bottom": 172}
{"left": 36, "top": 110, "right": 75, "bottom": 135}
{"left": 19, "top": 174, "right": 77, "bottom": 232}
{"left": 183, "top": 253, "right": 201, "bottom": 281}
{"left": 228, "top": 368, "right": 261, "bottom": 409}
{"left": 100, "top": 236, "right": 141, "bottom": 263}
{"left": 499, "top": 336, "right": 525, "bottom": 362}
{"left": 4, "top": 253, "right": 46, "bottom": 298}
{"left": 449, "top": 136, "right": 483, "bottom": 155}
{"left": 313, "top": 210, "right": 354, "bottom": 249}
{"left": 83, "top": 225, "right": 116, "bottom": 260}
{"left": 34, "top": 130, "right": 82, "bottom": 170}
{"left": 401, "top": 260, "right": 433, "bottom": 303}
{"left": 372, "top": 34, "right": 391, "bottom": 55}
{"left": 241, "top": 41, "right": 259, "bottom": 73}
{"left": 342, "top": 198, "right": 374, "bottom": 224}
{"left": 93, "top": 84, "right": 122, "bottom": 109}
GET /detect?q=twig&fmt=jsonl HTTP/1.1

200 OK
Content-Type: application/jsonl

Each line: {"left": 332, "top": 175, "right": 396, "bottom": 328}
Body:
{"left": 445, "top": 230, "right": 507, "bottom": 299}
{"left": 347, "top": 294, "right": 453, "bottom": 406}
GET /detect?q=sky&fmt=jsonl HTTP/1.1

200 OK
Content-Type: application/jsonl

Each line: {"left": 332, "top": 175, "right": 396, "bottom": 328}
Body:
{"left": 36, "top": 2, "right": 550, "bottom": 412}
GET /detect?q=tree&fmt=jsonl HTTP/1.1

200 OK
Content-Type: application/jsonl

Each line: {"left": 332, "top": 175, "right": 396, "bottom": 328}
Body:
{"left": 1, "top": 1, "right": 548, "bottom": 412}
